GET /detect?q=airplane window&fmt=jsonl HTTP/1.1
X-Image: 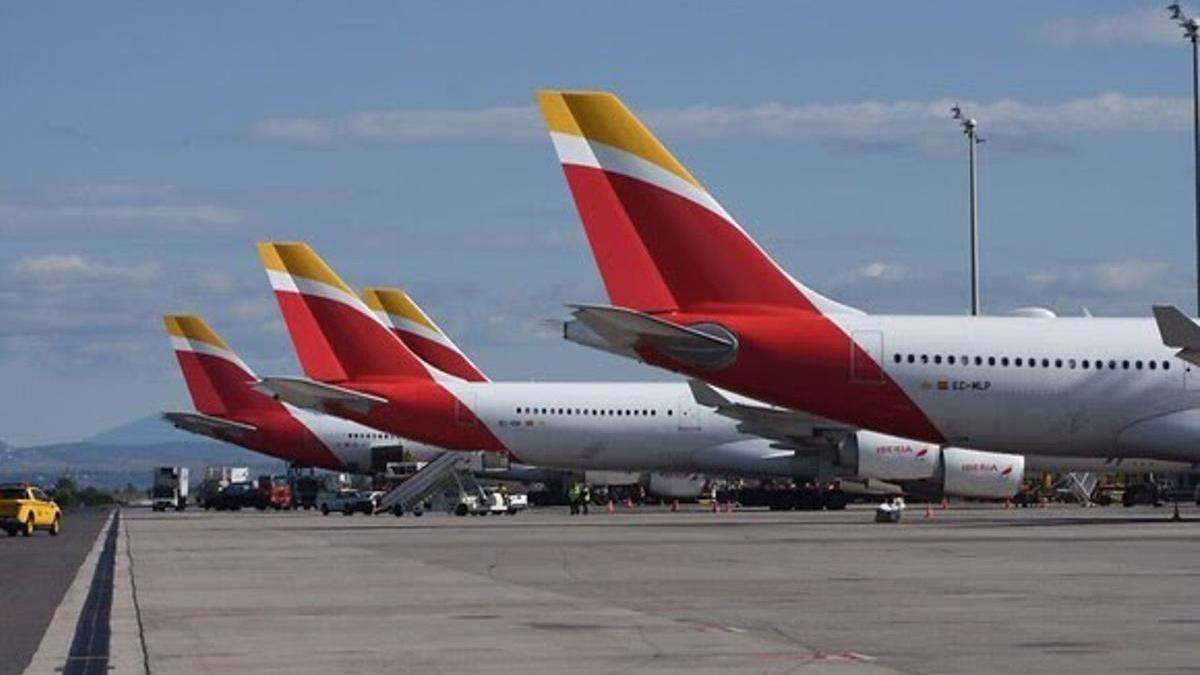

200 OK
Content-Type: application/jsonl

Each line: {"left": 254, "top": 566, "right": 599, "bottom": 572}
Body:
{"left": 1069, "top": 359, "right": 1077, "bottom": 369}
{"left": 1028, "top": 358, "right": 1036, "bottom": 368}
{"left": 1041, "top": 358, "right": 1050, "bottom": 367}
{"left": 920, "top": 355, "right": 929, "bottom": 364}
{"left": 1055, "top": 359, "right": 1063, "bottom": 368}
{"left": 1149, "top": 360, "right": 1158, "bottom": 370}
{"left": 934, "top": 355, "right": 942, "bottom": 364}
{"left": 1108, "top": 360, "right": 1116, "bottom": 370}
{"left": 668, "top": 410, "right": 673, "bottom": 416}
{"left": 987, "top": 357, "right": 996, "bottom": 366}
{"left": 961, "top": 355, "right": 969, "bottom": 365}
{"left": 1164, "top": 361, "right": 1171, "bottom": 370}
{"left": 894, "top": 354, "right": 901, "bottom": 364}
{"left": 975, "top": 356, "right": 983, "bottom": 366}
{"left": 1136, "top": 361, "right": 1143, "bottom": 370}
{"left": 907, "top": 354, "right": 915, "bottom": 364}
{"left": 1122, "top": 360, "right": 1130, "bottom": 370}
{"left": 1001, "top": 357, "right": 1009, "bottom": 367}
{"left": 1014, "top": 357, "right": 1022, "bottom": 367}
{"left": 1094, "top": 360, "right": 1102, "bottom": 370}
{"left": 947, "top": 355, "right": 956, "bottom": 365}
{"left": 1082, "top": 360, "right": 1090, "bottom": 369}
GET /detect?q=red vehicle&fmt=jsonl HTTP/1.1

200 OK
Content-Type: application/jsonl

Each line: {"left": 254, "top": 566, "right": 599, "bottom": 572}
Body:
{"left": 255, "top": 475, "right": 293, "bottom": 511}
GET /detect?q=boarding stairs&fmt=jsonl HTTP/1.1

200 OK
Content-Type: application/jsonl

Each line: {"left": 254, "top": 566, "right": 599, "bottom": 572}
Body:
{"left": 375, "top": 451, "right": 488, "bottom": 516}
{"left": 1059, "top": 472, "right": 1098, "bottom": 506}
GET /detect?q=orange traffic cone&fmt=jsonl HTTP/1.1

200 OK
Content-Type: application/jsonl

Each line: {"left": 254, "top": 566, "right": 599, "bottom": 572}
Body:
{"left": 924, "top": 502, "right": 933, "bottom": 519}
{"left": 606, "top": 500, "right": 615, "bottom": 513}
{"left": 625, "top": 498, "right": 634, "bottom": 509}
{"left": 940, "top": 497, "right": 949, "bottom": 510}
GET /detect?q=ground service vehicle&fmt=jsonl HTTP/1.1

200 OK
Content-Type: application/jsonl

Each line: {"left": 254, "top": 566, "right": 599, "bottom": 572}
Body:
{"left": 0, "top": 483, "right": 62, "bottom": 537}
{"left": 151, "top": 466, "right": 190, "bottom": 511}
{"left": 319, "top": 489, "right": 373, "bottom": 515}
{"left": 291, "top": 475, "right": 320, "bottom": 510}
{"left": 255, "top": 475, "right": 292, "bottom": 510}
{"left": 205, "top": 482, "right": 257, "bottom": 511}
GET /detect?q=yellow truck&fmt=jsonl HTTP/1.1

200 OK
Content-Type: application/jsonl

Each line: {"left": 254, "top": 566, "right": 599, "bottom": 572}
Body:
{"left": 0, "top": 483, "right": 62, "bottom": 537}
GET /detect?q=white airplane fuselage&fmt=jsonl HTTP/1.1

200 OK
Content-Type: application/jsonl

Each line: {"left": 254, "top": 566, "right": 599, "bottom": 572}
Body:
{"left": 837, "top": 315, "right": 1200, "bottom": 460}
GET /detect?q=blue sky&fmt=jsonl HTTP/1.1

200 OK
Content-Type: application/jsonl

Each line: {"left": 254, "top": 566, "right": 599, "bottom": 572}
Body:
{"left": 2, "top": 1, "right": 1198, "bottom": 445}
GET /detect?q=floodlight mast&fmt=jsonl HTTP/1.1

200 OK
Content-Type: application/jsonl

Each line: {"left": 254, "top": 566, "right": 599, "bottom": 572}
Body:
{"left": 1167, "top": 4, "right": 1200, "bottom": 315}
{"left": 951, "top": 104, "right": 984, "bottom": 316}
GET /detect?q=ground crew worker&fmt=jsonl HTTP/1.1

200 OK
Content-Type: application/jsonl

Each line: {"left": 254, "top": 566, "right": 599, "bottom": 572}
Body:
{"left": 568, "top": 483, "right": 581, "bottom": 515}
{"left": 581, "top": 483, "right": 592, "bottom": 515}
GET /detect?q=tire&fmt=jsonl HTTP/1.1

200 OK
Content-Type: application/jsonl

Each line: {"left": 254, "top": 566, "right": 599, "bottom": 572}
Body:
{"left": 21, "top": 516, "right": 35, "bottom": 537}
{"left": 321, "top": 504, "right": 329, "bottom": 516}
{"left": 454, "top": 503, "right": 469, "bottom": 517}
{"left": 413, "top": 509, "right": 423, "bottom": 517}
{"left": 49, "top": 516, "right": 61, "bottom": 536}
{"left": 392, "top": 504, "right": 403, "bottom": 517}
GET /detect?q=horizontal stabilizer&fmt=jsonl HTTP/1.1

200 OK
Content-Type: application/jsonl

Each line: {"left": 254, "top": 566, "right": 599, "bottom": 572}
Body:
{"left": 569, "top": 304, "right": 737, "bottom": 369}
{"left": 255, "top": 377, "right": 388, "bottom": 416}
{"left": 161, "top": 411, "right": 256, "bottom": 439}
{"left": 686, "top": 380, "right": 851, "bottom": 448}
{"left": 1152, "top": 305, "right": 1200, "bottom": 366}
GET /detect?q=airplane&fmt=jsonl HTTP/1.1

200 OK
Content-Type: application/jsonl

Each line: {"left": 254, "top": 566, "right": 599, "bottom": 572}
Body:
{"left": 253, "top": 243, "right": 1091, "bottom": 503}
{"left": 537, "top": 89, "right": 1200, "bottom": 463}
{"left": 162, "top": 314, "right": 435, "bottom": 474}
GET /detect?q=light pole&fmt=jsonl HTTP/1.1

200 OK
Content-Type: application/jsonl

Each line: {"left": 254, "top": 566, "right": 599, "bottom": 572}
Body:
{"left": 1168, "top": 4, "right": 1200, "bottom": 316}
{"left": 951, "top": 104, "right": 984, "bottom": 316}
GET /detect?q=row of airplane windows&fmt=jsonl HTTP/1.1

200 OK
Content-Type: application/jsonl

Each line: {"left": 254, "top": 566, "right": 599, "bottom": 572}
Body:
{"left": 516, "top": 407, "right": 673, "bottom": 417}
{"left": 892, "top": 352, "right": 1173, "bottom": 372}
{"left": 347, "top": 432, "right": 396, "bottom": 439}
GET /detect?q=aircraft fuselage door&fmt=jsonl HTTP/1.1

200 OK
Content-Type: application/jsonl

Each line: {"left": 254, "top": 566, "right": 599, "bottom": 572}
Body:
{"left": 455, "top": 392, "right": 478, "bottom": 427}
{"left": 677, "top": 396, "right": 702, "bottom": 431}
{"left": 850, "top": 330, "right": 885, "bottom": 384}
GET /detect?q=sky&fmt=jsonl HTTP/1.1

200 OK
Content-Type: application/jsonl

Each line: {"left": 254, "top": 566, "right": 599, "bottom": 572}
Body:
{"left": 3, "top": 1, "right": 1200, "bottom": 445}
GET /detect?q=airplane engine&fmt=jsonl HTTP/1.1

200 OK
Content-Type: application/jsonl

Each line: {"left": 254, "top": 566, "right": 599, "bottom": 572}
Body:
{"left": 647, "top": 472, "right": 708, "bottom": 499}
{"left": 843, "top": 431, "right": 940, "bottom": 481}
{"left": 941, "top": 448, "right": 1024, "bottom": 499}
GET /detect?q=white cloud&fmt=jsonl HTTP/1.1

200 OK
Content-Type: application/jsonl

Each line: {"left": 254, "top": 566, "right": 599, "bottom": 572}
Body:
{"left": 252, "top": 106, "right": 540, "bottom": 146}
{"left": 1025, "top": 259, "right": 1172, "bottom": 294}
{"left": 0, "top": 183, "right": 249, "bottom": 237}
{"left": 8, "top": 254, "right": 160, "bottom": 284}
{"left": 250, "top": 93, "right": 1191, "bottom": 157}
{"left": 1033, "top": 9, "right": 1182, "bottom": 46}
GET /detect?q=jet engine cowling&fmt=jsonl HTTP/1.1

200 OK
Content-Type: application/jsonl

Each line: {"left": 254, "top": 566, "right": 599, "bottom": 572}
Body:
{"left": 647, "top": 472, "right": 708, "bottom": 499}
{"left": 941, "top": 447, "right": 1024, "bottom": 499}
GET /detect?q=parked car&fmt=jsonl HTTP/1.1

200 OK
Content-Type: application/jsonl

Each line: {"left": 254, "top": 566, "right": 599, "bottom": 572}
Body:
{"left": 205, "top": 482, "right": 258, "bottom": 511}
{"left": 0, "top": 483, "right": 62, "bottom": 537}
{"left": 319, "top": 489, "right": 373, "bottom": 516}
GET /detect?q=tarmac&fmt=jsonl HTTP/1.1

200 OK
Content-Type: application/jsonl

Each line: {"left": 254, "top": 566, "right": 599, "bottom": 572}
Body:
{"left": 1, "top": 509, "right": 111, "bottom": 675}
{"left": 18, "top": 503, "right": 1200, "bottom": 675}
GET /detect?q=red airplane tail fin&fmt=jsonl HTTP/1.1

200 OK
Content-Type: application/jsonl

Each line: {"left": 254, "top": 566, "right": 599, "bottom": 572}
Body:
{"left": 258, "top": 242, "right": 437, "bottom": 383}
{"left": 537, "top": 90, "right": 858, "bottom": 316}
{"left": 164, "top": 315, "right": 278, "bottom": 415}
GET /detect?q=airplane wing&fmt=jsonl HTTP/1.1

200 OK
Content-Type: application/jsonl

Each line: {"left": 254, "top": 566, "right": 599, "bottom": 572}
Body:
{"left": 568, "top": 304, "right": 737, "bottom": 369}
{"left": 1152, "top": 305, "right": 1200, "bottom": 366}
{"left": 255, "top": 377, "right": 388, "bottom": 415}
{"left": 687, "top": 380, "right": 853, "bottom": 450}
{"left": 161, "top": 411, "right": 256, "bottom": 440}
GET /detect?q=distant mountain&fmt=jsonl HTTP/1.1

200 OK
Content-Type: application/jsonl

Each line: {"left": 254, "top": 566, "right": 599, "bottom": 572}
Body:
{"left": 85, "top": 414, "right": 197, "bottom": 446}
{"left": 0, "top": 438, "right": 283, "bottom": 490}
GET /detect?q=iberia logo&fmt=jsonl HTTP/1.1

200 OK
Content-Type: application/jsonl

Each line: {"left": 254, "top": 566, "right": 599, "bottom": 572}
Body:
{"left": 916, "top": 448, "right": 929, "bottom": 458}
{"left": 1001, "top": 465, "right": 1014, "bottom": 476}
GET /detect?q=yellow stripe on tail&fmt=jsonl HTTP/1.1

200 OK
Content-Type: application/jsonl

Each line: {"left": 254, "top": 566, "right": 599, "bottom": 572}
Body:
{"left": 537, "top": 90, "right": 702, "bottom": 189}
